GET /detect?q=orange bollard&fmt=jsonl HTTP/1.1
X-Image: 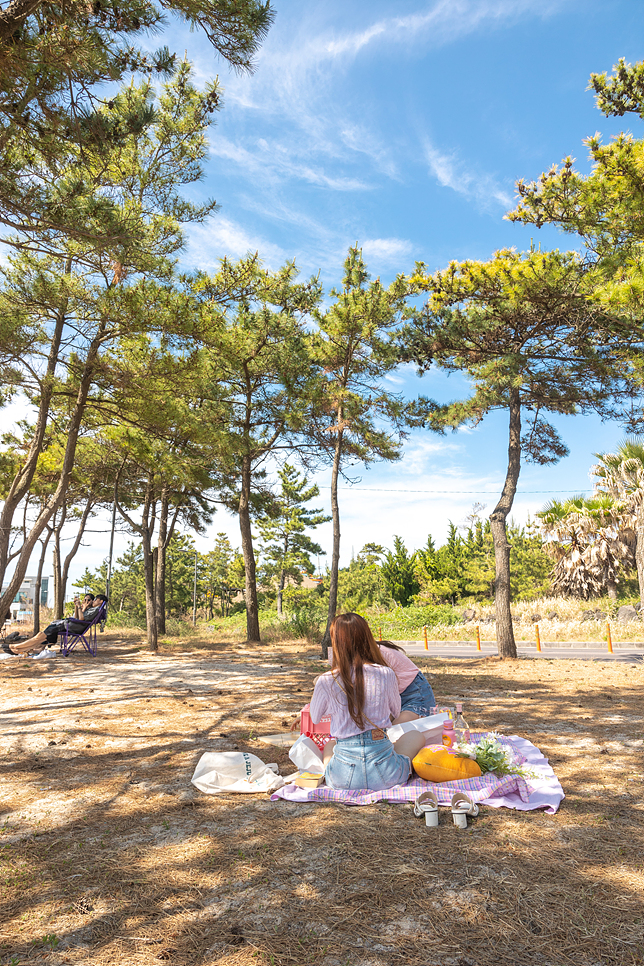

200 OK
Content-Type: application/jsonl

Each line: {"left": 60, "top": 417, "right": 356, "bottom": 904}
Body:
{"left": 535, "top": 623, "right": 542, "bottom": 653}
{"left": 379, "top": 626, "right": 382, "bottom": 641}
{"left": 606, "top": 621, "right": 613, "bottom": 654}
{"left": 423, "top": 625, "right": 428, "bottom": 650}
{"left": 476, "top": 624, "right": 482, "bottom": 651}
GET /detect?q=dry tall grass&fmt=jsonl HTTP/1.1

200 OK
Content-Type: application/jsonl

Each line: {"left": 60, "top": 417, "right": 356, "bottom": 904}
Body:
{"left": 422, "top": 595, "right": 644, "bottom": 644}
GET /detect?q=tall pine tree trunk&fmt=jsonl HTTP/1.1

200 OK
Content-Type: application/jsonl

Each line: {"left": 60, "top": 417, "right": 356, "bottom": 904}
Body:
{"left": 60, "top": 497, "right": 93, "bottom": 605}
{"left": 53, "top": 506, "right": 67, "bottom": 617}
{"left": 143, "top": 534, "right": 158, "bottom": 651}
{"left": 155, "top": 488, "right": 170, "bottom": 635}
{"left": 636, "top": 503, "right": 644, "bottom": 610}
{"left": 33, "top": 527, "right": 53, "bottom": 634}
{"left": 277, "top": 570, "right": 285, "bottom": 617}
{"left": 0, "top": 264, "right": 70, "bottom": 589}
{"left": 489, "top": 391, "right": 521, "bottom": 660}
{"left": 0, "top": 315, "right": 106, "bottom": 623}
{"left": 276, "top": 533, "right": 289, "bottom": 617}
{"left": 239, "top": 456, "right": 260, "bottom": 642}
{"left": 322, "top": 424, "right": 343, "bottom": 657}
{"left": 142, "top": 481, "right": 158, "bottom": 652}
{"left": 115, "top": 480, "right": 158, "bottom": 651}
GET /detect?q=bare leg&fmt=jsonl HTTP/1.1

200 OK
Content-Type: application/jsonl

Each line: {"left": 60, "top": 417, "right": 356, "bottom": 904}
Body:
{"left": 322, "top": 739, "right": 336, "bottom": 766}
{"left": 393, "top": 730, "right": 427, "bottom": 760}
{"left": 391, "top": 710, "right": 419, "bottom": 725}
{"left": 10, "top": 632, "right": 48, "bottom": 654}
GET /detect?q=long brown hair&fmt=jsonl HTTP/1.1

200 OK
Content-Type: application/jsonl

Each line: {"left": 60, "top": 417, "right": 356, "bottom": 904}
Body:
{"left": 330, "top": 613, "right": 388, "bottom": 729}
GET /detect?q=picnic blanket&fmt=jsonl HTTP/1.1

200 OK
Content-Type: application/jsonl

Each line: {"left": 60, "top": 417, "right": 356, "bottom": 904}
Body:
{"left": 271, "top": 734, "right": 564, "bottom": 814}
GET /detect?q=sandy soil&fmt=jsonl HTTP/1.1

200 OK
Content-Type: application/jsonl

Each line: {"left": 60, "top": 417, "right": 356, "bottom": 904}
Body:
{"left": 1, "top": 633, "right": 643, "bottom": 966}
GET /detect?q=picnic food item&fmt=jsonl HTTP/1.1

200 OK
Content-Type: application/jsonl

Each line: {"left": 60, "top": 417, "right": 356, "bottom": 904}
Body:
{"left": 453, "top": 703, "right": 471, "bottom": 742}
{"left": 293, "top": 772, "right": 325, "bottom": 788}
{"left": 442, "top": 720, "right": 455, "bottom": 748}
{"left": 412, "top": 745, "right": 482, "bottom": 783}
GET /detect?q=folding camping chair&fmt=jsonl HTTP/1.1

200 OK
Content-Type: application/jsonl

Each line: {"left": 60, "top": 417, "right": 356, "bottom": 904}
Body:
{"left": 60, "top": 601, "right": 108, "bottom": 657}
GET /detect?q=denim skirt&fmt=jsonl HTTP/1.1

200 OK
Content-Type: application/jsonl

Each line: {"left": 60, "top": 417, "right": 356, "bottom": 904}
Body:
{"left": 325, "top": 730, "right": 411, "bottom": 791}
{"left": 399, "top": 672, "right": 436, "bottom": 717}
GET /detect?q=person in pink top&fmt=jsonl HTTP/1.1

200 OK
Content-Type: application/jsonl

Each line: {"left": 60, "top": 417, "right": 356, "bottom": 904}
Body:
{"left": 310, "top": 613, "right": 428, "bottom": 791}
{"left": 325, "top": 637, "right": 437, "bottom": 723}
{"left": 378, "top": 642, "right": 436, "bottom": 723}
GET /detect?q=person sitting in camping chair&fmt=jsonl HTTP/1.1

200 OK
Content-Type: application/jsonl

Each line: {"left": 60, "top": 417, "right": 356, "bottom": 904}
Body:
{"left": 3, "top": 594, "right": 107, "bottom": 655}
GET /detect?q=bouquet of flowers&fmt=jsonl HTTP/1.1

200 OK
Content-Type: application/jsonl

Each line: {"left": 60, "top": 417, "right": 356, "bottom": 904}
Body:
{"left": 455, "top": 734, "right": 537, "bottom": 779}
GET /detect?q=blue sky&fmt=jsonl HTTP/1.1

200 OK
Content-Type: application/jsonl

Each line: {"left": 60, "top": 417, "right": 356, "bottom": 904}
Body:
{"left": 8, "top": 0, "right": 644, "bottom": 592}
{"left": 173, "top": 0, "right": 644, "bottom": 568}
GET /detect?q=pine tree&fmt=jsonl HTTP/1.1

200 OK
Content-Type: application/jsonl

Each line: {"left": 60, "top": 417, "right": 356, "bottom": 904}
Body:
{"left": 334, "top": 544, "right": 391, "bottom": 612}
{"left": 194, "top": 255, "right": 322, "bottom": 643}
{"left": 200, "top": 534, "right": 238, "bottom": 618}
{"left": 380, "top": 536, "right": 419, "bottom": 607}
{"left": 0, "top": 65, "right": 220, "bottom": 631}
{"left": 404, "top": 248, "right": 636, "bottom": 657}
{"left": 257, "top": 464, "right": 329, "bottom": 617}
{"left": 0, "top": 0, "right": 273, "bottom": 244}
{"left": 310, "top": 245, "right": 410, "bottom": 653}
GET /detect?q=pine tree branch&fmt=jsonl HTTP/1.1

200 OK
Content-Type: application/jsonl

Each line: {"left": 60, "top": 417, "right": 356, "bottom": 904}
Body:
{"left": 0, "top": 0, "right": 43, "bottom": 43}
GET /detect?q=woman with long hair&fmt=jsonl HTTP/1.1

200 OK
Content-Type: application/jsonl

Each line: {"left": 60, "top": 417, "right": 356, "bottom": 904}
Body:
{"left": 310, "top": 613, "right": 428, "bottom": 791}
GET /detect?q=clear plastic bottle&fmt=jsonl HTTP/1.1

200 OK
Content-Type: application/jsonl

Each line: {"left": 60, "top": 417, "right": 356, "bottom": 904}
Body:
{"left": 453, "top": 702, "right": 470, "bottom": 743}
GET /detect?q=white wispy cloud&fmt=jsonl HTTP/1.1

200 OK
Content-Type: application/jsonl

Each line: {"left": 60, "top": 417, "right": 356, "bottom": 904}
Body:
{"left": 361, "top": 237, "right": 414, "bottom": 265}
{"left": 424, "top": 139, "right": 513, "bottom": 209}
{"left": 185, "top": 218, "right": 288, "bottom": 271}
{"left": 190, "top": 0, "right": 558, "bottom": 227}
{"left": 339, "top": 124, "right": 400, "bottom": 180}
{"left": 321, "top": 0, "right": 565, "bottom": 61}
{"left": 210, "top": 135, "right": 370, "bottom": 191}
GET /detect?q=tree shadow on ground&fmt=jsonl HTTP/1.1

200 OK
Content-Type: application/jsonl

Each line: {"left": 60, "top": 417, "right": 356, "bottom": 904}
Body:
{"left": 1, "top": 649, "right": 643, "bottom": 966}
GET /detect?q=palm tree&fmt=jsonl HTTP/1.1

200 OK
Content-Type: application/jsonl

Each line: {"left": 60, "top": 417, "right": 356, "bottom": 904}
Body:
{"left": 538, "top": 494, "right": 634, "bottom": 600}
{"left": 593, "top": 438, "right": 644, "bottom": 605}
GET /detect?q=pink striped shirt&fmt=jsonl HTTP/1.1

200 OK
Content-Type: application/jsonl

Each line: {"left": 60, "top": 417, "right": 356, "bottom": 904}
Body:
{"left": 378, "top": 645, "right": 420, "bottom": 692}
{"left": 310, "top": 664, "right": 401, "bottom": 739}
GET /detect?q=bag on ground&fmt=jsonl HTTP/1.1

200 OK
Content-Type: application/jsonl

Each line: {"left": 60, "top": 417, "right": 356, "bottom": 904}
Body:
{"left": 191, "top": 751, "right": 285, "bottom": 794}
{"left": 288, "top": 735, "right": 325, "bottom": 775}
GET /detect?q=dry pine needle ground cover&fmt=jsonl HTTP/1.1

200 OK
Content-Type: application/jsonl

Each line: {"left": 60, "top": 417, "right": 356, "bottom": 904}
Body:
{"left": 1, "top": 631, "right": 643, "bottom": 966}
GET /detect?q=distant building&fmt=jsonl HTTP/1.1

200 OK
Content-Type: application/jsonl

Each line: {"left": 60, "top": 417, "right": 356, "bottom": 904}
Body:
{"left": 1, "top": 575, "right": 50, "bottom": 622}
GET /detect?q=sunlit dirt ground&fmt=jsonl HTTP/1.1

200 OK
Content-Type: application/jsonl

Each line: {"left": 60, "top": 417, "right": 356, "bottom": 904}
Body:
{"left": 1, "top": 632, "right": 643, "bottom": 966}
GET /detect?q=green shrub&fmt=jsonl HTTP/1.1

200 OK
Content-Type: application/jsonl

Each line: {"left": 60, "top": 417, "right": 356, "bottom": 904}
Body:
{"left": 284, "top": 603, "right": 324, "bottom": 640}
{"left": 105, "top": 611, "right": 146, "bottom": 630}
{"left": 375, "top": 604, "right": 459, "bottom": 640}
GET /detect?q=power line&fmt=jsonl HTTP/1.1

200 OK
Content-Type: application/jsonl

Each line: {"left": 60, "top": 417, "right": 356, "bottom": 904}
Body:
{"left": 328, "top": 487, "right": 591, "bottom": 495}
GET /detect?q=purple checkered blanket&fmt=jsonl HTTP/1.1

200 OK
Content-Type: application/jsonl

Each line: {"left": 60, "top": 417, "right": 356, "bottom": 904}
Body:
{"left": 271, "top": 734, "right": 564, "bottom": 814}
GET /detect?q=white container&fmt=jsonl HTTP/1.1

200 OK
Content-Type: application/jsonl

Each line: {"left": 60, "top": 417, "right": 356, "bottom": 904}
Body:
{"left": 386, "top": 711, "right": 449, "bottom": 745}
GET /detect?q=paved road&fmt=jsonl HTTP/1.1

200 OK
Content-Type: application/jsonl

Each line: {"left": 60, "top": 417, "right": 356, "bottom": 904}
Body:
{"left": 399, "top": 642, "right": 644, "bottom": 662}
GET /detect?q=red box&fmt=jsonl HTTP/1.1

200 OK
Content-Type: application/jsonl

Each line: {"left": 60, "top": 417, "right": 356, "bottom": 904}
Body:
{"left": 300, "top": 703, "right": 332, "bottom": 736}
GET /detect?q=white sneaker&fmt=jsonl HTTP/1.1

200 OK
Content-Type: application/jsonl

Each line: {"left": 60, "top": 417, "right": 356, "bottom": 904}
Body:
{"left": 30, "top": 648, "right": 56, "bottom": 660}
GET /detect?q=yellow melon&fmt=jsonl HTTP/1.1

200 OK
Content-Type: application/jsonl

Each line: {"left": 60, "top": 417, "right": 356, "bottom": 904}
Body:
{"left": 412, "top": 744, "right": 482, "bottom": 783}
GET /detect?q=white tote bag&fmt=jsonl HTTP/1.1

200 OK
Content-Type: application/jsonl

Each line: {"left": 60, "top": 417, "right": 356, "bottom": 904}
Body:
{"left": 191, "top": 751, "right": 285, "bottom": 794}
